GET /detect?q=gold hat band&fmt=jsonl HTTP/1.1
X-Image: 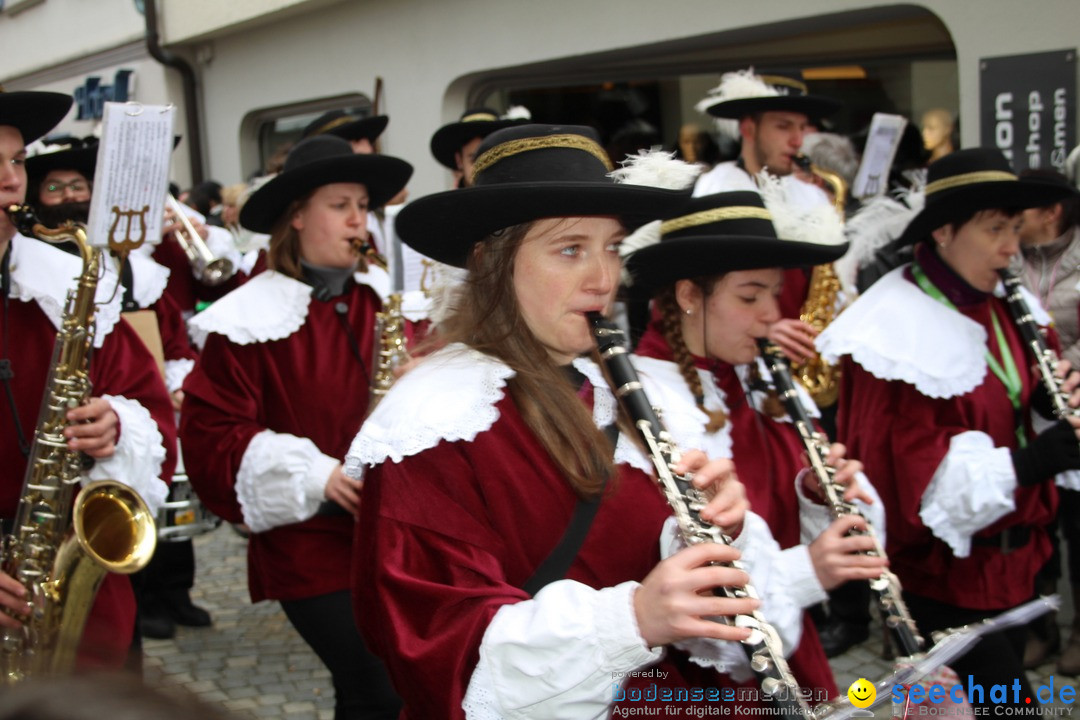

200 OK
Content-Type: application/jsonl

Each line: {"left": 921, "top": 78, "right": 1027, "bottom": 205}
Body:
{"left": 313, "top": 116, "right": 356, "bottom": 136}
{"left": 470, "top": 134, "right": 613, "bottom": 183}
{"left": 759, "top": 75, "right": 809, "bottom": 95}
{"left": 661, "top": 206, "right": 773, "bottom": 235}
{"left": 925, "top": 170, "right": 1016, "bottom": 196}
{"left": 461, "top": 112, "right": 499, "bottom": 123}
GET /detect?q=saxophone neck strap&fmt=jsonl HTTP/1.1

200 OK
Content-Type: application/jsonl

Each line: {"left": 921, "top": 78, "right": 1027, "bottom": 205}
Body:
{"left": 521, "top": 421, "right": 617, "bottom": 597}
{"left": 1, "top": 244, "right": 31, "bottom": 458}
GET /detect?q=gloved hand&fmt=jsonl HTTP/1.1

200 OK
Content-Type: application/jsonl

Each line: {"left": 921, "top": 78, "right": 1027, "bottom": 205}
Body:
{"left": 1012, "top": 419, "right": 1080, "bottom": 487}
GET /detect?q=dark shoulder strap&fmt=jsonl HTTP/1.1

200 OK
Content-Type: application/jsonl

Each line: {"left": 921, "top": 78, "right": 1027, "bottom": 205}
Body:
{"left": 521, "top": 422, "right": 618, "bottom": 597}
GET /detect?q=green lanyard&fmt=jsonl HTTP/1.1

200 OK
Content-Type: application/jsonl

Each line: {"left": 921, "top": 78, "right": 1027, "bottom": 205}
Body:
{"left": 911, "top": 261, "right": 1028, "bottom": 448}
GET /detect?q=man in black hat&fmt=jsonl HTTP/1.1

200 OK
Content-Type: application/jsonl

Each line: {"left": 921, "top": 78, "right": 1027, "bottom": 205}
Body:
{"left": 429, "top": 107, "right": 530, "bottom": 189}
{"left": 0, "top": 89, "right": 176, "bottom": 670}
{"left": 302, "top": 109, "right": 389, "bottom": 155}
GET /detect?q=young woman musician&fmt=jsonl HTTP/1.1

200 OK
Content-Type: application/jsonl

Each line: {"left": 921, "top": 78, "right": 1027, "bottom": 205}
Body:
{"left": 179, "top": 135, "right": 412, "bottom": 720}
{"left": 624, "top": 190, "right": 888, "bottom": 701}
{"left": 817, "top": 148, "right": 1080, "bottom": 705}
{"left": 344, "top": 124, "right": 817, "bottom": 720}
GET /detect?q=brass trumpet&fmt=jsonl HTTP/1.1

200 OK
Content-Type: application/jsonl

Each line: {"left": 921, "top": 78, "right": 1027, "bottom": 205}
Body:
{"left": 165, "top": 195, "right": 235, "bottom": 286}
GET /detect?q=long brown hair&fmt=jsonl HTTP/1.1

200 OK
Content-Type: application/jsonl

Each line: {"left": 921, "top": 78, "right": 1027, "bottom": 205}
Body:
{"left": 437, "top": 221, "right": 615, "bottom": 499}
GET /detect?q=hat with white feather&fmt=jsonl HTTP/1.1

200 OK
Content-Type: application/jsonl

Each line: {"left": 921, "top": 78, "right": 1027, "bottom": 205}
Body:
{"left": 696, "top": 69, "right": 841, "bottom": 125}
{"left": 429, "top": 106, "right": 532, "bottom": 170}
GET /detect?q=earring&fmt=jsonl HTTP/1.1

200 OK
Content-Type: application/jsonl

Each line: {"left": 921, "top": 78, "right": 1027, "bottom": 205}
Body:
{"left": 685, "top": 308, "right": 693, "bottom": 316}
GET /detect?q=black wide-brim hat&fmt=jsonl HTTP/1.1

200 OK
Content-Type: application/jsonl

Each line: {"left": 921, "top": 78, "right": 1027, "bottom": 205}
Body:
{"left": 301, "top": 110, "right": 389, "bottom": 144}
{"left": 240, "top": 135, "right": 413, "bottom": 233}
{"left": 429, "top": 108, "right": 530, "bottom": 170}
{"left": 703, "top": 73, "right": 841, "bottom": 121}
{"left": 26, "top": 140, "right": 99, "bottom": 187}
{"left": 896, "top": 147, "right": 1077, "bottom": 246}
{"left": 397, "top": 124, "right": 692, "bottom": 268}
{"left": 626, "top": 190, "right": 848, "bottom": 296}
{"left": 0, "top": 91, "right": 73, "bottom": 144}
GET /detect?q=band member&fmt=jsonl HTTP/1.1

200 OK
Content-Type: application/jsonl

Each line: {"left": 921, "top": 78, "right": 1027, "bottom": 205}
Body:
{"left": 179, "top": 134, "right": 412, "bottom": 720}
{"left": 0, "top": 90, "right": 174, "bottom": 669}
{"left": 624, "top": 190, "right": 886, "bottom": 698}
{"left": 25, "top": 137, "right": 211, "bottom": 640}
{"left": 817, "top": 148, "right": 1080, "bottom": 706}
{"left": 345, "top": 124, "right": 809, "bottom": 719}
{"left": 429, "top": 106, "right": 530, "bottom": 188}
{"left": 302, "top": 109, "right": 389, "bottom": 154}
{"left": 693, "top": 70, "right": 843, "bottom": 368}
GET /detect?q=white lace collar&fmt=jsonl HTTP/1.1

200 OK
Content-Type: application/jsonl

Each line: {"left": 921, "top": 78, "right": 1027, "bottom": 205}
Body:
{"left": 187, "top": 271, "right": 312, "bottom": 347}
{"left": 187, "top": 265, "right": 393, "bottom": 348}
{"left": 116, "top": 252, "right": 170, "bottom": 309}
{"left": 817, "top": 266, "right": 993, "bottom": 399}
{"left": 343, "top": 344, "right": 651, "bottom": 476}
{"left": 632, "top": 354, "right": 734, "bottom": 461}
{"left": 8, "top": 233, "right": 122, "bottom": 348}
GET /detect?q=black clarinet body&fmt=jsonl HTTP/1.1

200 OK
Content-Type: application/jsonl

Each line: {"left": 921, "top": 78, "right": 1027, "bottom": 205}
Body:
{"left": 588, "top": 313, "right": 812, "bottom": 718}
{"left": 755, "top": 338, "right": 924, "bottom": 658}
{"left": 999, "top": 270, "right": 1080, "bottom": 424}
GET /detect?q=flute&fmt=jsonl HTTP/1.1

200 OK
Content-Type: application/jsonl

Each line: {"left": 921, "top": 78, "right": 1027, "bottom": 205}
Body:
{"left": 587, "top": 313, "right": 811, "bottom": 718}
{"left": 755, "top": 338, "right": 924, "bottom": 658}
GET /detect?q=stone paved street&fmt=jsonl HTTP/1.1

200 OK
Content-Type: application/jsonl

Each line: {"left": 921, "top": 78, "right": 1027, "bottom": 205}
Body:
{"left": 145, "top": 525, "right": 1080, "bottom": 719}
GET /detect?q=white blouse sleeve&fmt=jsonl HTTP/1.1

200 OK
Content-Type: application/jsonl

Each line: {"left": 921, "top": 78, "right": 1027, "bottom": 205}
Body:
{"left": 164, "top": 358, "right": 195, "bottom": 394}
{"left": 234, "top": 429, "right": 339, "bottom": 533}
{"left": 88, "top": 394, "right": 170, "bottom": 516}
{"left": 918, "top": 430, "right": 1017, "bottom": 558}
{"left": 796, "top": 470, "right": 886, "bottom": 548}
{"left": 461, "top": 580, "right": 661, "bottom": 720}
{"left": 660, "top": 511, "right": 805, "bottom": 682}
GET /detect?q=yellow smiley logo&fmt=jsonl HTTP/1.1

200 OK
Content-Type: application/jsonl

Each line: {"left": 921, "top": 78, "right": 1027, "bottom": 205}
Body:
{"left": 847, "top": 678, "right": 876, "bottom": 709}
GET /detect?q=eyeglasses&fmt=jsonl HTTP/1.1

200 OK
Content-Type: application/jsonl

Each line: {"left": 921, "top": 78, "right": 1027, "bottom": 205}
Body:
{"left": 42, "top": 180, "right": 90, "bottom": 195}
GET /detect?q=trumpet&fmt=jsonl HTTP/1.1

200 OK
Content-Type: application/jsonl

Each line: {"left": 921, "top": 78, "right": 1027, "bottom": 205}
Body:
{"left": 164, "top": 195, "right": 235, "bottom": 286}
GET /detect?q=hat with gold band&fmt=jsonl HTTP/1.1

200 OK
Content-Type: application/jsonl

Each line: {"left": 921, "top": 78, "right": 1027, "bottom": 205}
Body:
{"left": 301, "top": 110, "right": 389, "bottom": 145}
{"left": 625, "top": 190, "right": 848, "bottom": 295}
{"left": 895, "top": 147, "right": 1076, "bottom": 246}
{"left": 397, "top": 123, "right": 691, "bottom": 268}
{"left": 0, "top": 90, "right": 73, "bottom": 145}
{"left": 698, "top": 70, "right": 841, "bottom": 121}
{"left": 429, "top": 107, "right": 531, "bottom": 170}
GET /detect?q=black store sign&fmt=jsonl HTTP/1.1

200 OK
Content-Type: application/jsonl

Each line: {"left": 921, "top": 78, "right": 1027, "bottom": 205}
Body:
{"left": 980, "top": 49, "right": 1076, "bottom": 173}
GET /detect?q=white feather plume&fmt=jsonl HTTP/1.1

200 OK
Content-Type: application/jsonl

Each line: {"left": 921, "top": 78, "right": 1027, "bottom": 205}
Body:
{"left": 755, "top": 172, "right": 845, "bottom": 248}
{"left": 608, "top": 148, "right": 701, "bottom": 190}
{"left": 501, "top": 105, "right": 531, "bottom": 121}
{"left": 695, "top": 69, "right": 775, "bottom": 140}
{"left": 424, "top": 262, "right": 469, "bottom": 330}
{"left": 618, "top": 220, "right": 662, "bottom": 287}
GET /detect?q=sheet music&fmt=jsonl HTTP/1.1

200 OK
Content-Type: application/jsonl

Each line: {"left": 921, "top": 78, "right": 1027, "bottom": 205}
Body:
{"left": 852, "top": 113, "right": 908, "bottom": 199}
{"left": 86, "top": 102, "right": 175, "bottom": 250}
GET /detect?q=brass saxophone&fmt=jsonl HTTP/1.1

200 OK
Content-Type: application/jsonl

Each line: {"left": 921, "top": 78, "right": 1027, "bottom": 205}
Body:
{"left": 1, "top": 205, "right": 157, "bottom": 684}
{"left": 792, "top": 157, "right": 847, "bottom": 408}
{"left": 368, "top": 293, "right": 409, "bottom": 411}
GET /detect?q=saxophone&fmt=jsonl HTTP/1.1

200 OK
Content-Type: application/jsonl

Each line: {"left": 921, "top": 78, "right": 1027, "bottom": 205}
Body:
{"left": 756, "top": 338, "right": 925, "bottom": 657}
{"left": 588, "top": 313, "right": 812, "bottom": 718}
{"left": 1, "top": 205, "right": 157, "bottom": 684}
{"left": 368, "top": 293, "right": 409, "bottom": 411}
{"left": 792, "top": 157, "right": 847, "bottom": 408}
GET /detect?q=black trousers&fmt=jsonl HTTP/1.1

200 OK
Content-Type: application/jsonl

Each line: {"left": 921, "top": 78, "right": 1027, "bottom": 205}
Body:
{"left": 280, "top": 590, "right": 401, "bottom": 720}
{"left": 904, "top": 592, "right": 1033, "bottom": 709}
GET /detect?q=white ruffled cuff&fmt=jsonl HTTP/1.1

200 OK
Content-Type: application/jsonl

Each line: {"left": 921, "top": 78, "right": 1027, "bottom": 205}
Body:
{"left": 88, "top": 395, "right": 169, "bottom": 516}
{"left": 235, "top": 429, "right": 338, "bottom": 533}
{"left": 774, "top": 545, "right": 827, "bottom": 609}
{"left": 462, "top": 580, "right": 661, "bottom": 720}
{"left": 164, "top": 358, "right": 195, "bottom": 393}
{"left": 919, "top": 431, "right": 1017, "bottom": 558}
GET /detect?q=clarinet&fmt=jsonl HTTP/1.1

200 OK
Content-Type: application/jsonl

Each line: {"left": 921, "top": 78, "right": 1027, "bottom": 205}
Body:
{"left": 999, "top": 269, "right": 1080, "bottom": 427}
{"left": 587, "top": 313, "right": 811, "bottom": 718}
{"left": 755, "top": 338, "right": 924, "bottom": 658}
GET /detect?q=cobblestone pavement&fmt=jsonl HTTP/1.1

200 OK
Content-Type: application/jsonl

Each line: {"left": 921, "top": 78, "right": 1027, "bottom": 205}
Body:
{"left": 145, "top": 525, "right": 1080, "bottom": 719}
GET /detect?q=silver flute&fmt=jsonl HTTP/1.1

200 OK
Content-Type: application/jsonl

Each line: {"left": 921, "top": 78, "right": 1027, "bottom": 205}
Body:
{"left": 587, "top": 313, "right": 811, "bottom": 718}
